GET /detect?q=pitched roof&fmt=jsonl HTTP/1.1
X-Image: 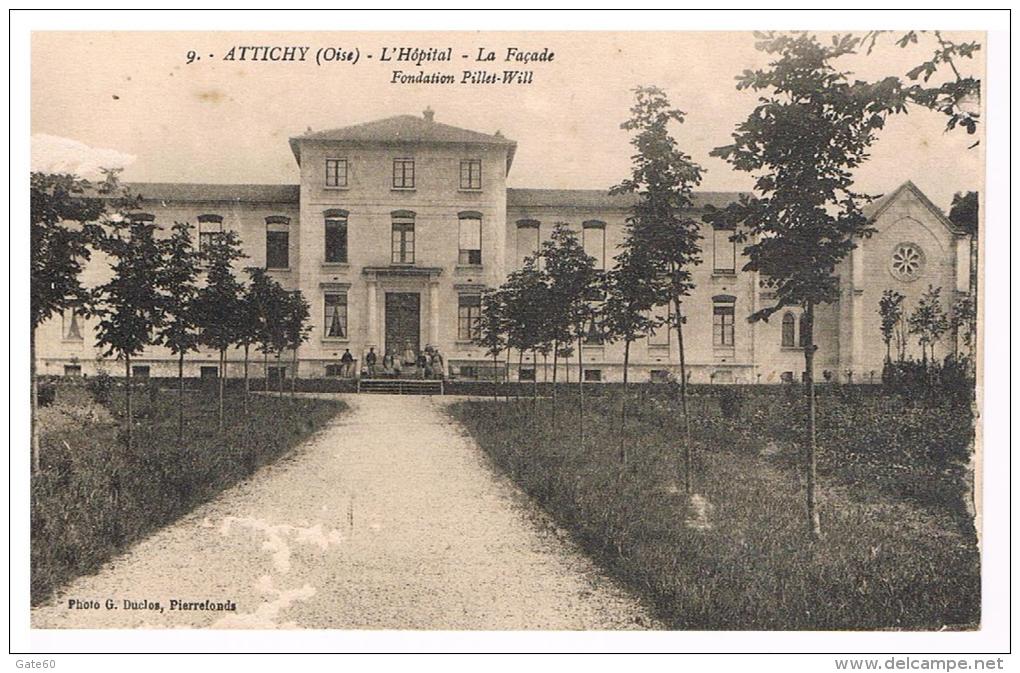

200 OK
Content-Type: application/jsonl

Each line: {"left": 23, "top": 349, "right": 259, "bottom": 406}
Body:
{"left": 507, "top": 188, "right": 746, "bottom": 211}
{"left": 862, "top": 180, "right": 964, "bottom": 235}
{"left": 126, "top": 183, "right": 299, "bottom": 204}
{"left": 289, "top": 114, "right": 517, "bottom": 169}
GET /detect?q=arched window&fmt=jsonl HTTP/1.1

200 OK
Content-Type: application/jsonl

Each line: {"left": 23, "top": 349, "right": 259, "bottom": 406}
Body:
{"left": 265, "top": 216, "right": 290, "bottom": 269}
{"left": 712, "top": 296, "right": 736, "bottom": 348}
{"left": 197, "top": 214, "right": 223, "bottom": 252}
{"left": 515, "top": 219, "right": 540, "bottom": 268}
{"left": 323, "top": 209, "right": 348, "bottom": 264}
{"left": 127, "top": 212, "right": 155, "bottom": 223}
{"left": 781, "top": 312, "right": 796, "bottom": 348}
{"left": 391, "top": 210, "right": 415, "bottom": 264}
{"left": 458, "top": 211, "right": 482, "bottom": 265}
{"left": 799, "top": 312, "right": 812, "bottom": 348}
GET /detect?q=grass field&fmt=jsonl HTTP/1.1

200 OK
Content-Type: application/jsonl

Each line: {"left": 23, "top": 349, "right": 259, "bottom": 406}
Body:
{"left": 450, "top": 387, "right": 979, "bottom": 630}
{"left": 31, "top": 382, "right": 347, "bottom": 605}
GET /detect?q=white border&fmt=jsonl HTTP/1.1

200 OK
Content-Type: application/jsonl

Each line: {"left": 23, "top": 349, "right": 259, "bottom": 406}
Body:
{"left": 7, "top": 8, "right": 1013, "bottom": 662}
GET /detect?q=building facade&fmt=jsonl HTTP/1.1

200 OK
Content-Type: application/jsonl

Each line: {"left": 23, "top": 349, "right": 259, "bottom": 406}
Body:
{"left": 36, "top": 111, "right": 974, "bottom": 383}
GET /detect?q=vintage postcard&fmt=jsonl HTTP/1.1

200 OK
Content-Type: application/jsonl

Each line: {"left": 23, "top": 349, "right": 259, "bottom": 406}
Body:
{"left": 14, "top": 13, "right": 1008, "bottom": 661}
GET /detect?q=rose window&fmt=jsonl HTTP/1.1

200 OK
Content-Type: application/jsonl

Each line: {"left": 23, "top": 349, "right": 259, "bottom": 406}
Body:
{"left": 890, "top": 243, "right": 925, "bottom": 281}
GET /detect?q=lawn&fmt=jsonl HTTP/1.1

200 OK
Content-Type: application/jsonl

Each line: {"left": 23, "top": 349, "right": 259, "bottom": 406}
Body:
{"left": 449, "top": 386, "right": 979, "bottom": 630}
{"left": 31, "top": 380, "right": 347, "bottom": 605}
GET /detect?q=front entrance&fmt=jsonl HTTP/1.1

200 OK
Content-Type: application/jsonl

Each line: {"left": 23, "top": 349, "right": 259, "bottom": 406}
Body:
{"left": 385, "top": 292, "right": 421, "bottom": 364}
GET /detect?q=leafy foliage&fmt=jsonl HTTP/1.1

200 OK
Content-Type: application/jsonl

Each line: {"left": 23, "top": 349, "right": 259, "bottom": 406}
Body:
{"left": 155, "top": 222, "right": 202, "bottom": 358}
{"left": 907, "top": 285, "right": 950, "bottom": 363}
{"left": 878, "top": 289, "right": 906, "bottom": 363}
{"left": 192, "top": 230, "right": 247, "bottom": 354}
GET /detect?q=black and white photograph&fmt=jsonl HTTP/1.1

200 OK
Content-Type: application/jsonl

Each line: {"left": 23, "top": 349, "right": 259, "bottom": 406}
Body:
{"left": 9, "top": 8, "right": 1011, "bottom": 665}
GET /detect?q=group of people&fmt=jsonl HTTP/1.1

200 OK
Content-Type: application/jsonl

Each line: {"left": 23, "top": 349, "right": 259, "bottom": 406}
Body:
{"left": 337, "top": 342, "right": 445, "bottom": 380}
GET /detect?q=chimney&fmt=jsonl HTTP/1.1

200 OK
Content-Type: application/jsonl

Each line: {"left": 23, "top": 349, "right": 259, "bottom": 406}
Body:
{"left": 423, "top": 106, "right": 435, "bottom": 122}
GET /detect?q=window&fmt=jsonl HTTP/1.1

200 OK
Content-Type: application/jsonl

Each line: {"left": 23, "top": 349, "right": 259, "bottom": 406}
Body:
{"left": 325, "top": 364, "right": 344, "bottom": 377}
{"left": 64, "top": 364, "right": 82, "bottom": 377}
{"left": 457, "top": 212, "right": 482, "bottom": 265}
{"left": 519, "top": 368, "right": 536, "bottom": 382}
{"left": 198, "top": 214, "right": 224, "bottom": 252}
{"left": 890, "top": 242, "right": 925, "bottom": 281}
{"left": 200, "top": 366, "right": 219, "bottom": 379}
{"left": 713, "top": 304, "right": 735, "bottom": 347}
{"left": 324, "top": 210, "right": 348, "bottom": 264}
{"left": 648, "top": 305, "right": 670, "bottom": 347}
{"left": 713, "top": 226, "right": 736, "bottom": 273}
{"left": 799, "top": 312, "right": 812, "bottom": 348}
{"left": 267, "top": 366, "right": 287, "bottom": 381}
{"left": 324, "top": 293, "right": 348, "bottom": 339}
{"left": 391, "top": 211, "right": 415, "bottom": 264}
{"left": 781, "top": 312, "right": 797, "bottom": 348}
{"left": 325, "top": 159, "right": 348, "bottom": 188}
{"left": 583, "top": 369, "right": 603, "bottom": 382}
{"left": 62, "top": 309, "right": 84, "bottom": 341}
{"left": 649, "top": 370, "right": 670, "bottom": 383}
{"left": 713, "top": 370, "right": 734, "bottom": 384}
{"left": 266, "top": 216, "right": 290, "bottom": 269}
{"left": 393, "top": 158, "right": 415, "bottom": 189}
{"left": 460, "top": 159, "right": 481, "bottom": 190}
{"left": 515, "top": 220, "right": 540, "bottom": 268}
{"left": 458, "top": 294, "right": 482, "bottom": 341}
{"left": 583, "top": 221, "right": 606, "bottom": 270}
{"left": 459, "top": 365, "right": 479, "bottom": 380}
{"left": 132, "top": 365, "right": 150, "bottom": 378}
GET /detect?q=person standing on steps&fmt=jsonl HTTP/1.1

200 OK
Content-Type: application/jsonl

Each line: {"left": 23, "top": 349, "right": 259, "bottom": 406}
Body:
{"left": 365, "top": 347, "right": 378, "bottom": 378}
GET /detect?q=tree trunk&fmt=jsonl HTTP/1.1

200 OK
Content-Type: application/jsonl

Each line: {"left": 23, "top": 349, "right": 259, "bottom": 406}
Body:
{"left": 243, "top": 344, "right": 250, "bottom": 415}
{"left": 504, "top": 349, "right": 511, "bottom": 402}
{"left": 803, "top": 302, "right": 822, "bottom": 539}
{"left": 125, "top": 354, "right": 133, "bottom": 450}
{"left": 551, "top": 340, "right": 558, "bottom": 423}
{"left": 532, "top": 348, "right": 538, "bottom": 409}
{"left": 291, "top": 346, "right": 298, "bottom": 398}
{"left": 675, "top": 299, "right": 692, "bottom": 494}
{"left": 264, "top": 349, "right": 270, "bottom": 392}
{"left": 492, "top": 351, "right": 498, "bottom": 402}
{"left": 577, "top": 330, "right": 584, "bottom": 449}
{"left": 178, "top": 351, "right": 185, "bottom": 442}
{"left": 31, "top": 327, "right": 40, "bottom": 473}
{"left": 277, "top": 351, "right": 284, "bottom": 398}
{"left": 517, "top": 350, "right": 524, "bottom": 400}
{"left": 620, "top": 338, "right": 631, "bottom": 465}
{"left": 217, "top": 349, "right": 225, "bottom": 433}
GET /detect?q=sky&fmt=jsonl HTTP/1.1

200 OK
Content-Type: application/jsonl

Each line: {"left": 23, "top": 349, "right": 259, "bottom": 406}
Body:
{"left": 31, "top": 31, "right": 985, "bottom": 212}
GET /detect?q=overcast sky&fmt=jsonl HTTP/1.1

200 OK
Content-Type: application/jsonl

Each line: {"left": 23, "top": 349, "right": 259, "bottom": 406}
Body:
{"left": 31, "top": 31, "right": 984, "bottom": 211}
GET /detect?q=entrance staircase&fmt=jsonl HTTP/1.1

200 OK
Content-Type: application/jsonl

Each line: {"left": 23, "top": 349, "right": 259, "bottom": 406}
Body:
{"left": 357, "top": 378, "right": 444, "bottom": 395}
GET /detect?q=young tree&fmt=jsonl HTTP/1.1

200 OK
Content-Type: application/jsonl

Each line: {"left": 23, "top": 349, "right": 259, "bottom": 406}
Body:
{"left": 237, "top": 268, "right": 271, "bottom": 413}
{"left": 192, "top": 230, "right": 246, "bottom": 431}
{"left": 878, "top": 289, "right": 906, "bottom": 364}
{"left": 473, "top": 288, "right": 508, "bottom": 402}
{"left": 245, "top": 267, "right": 283, "bottom": 395}
{"left": 610, "top": 85, "right": 704, "bottom": 488}
{"left": 156, "top": 221, "right": 202, "bottom": 439}
{"left": 30, "top": 172, "right": 112, "bottom": 471}
{"left": 602, "top": 246, "right": 659, "bottom": 463}
{"left": 908, "top": 285, "right": 949, "bottom": 364}
{"left": 707, "top": 32, "right": 902, "bottom": 538}
{"left": 541, "top": 223, "right": 598, "bottom": 447}
{"left": 950, "top": 293, "right": 977, "bottom": 362}
{"left": 283, "top": 290, "right": 312, "bottom": 398}
{"left": 94, "top": 215, "right": 165, "bottom": 451}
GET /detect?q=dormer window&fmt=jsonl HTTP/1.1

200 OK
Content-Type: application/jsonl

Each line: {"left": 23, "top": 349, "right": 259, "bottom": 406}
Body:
{"left": 326, "top": 159, "right": 348, "bottom": 188}
{"left": 460, "top": 159, "right": 481, "bottom": 190}
{"left": 713, "top": 225, "right": 736, "bottom": 273}
{"left": 393, "top": 158, "right": 415, "bottom": 189}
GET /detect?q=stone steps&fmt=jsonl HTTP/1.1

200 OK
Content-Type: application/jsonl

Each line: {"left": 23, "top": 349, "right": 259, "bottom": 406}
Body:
{"left": 358, "top": 378, "right": 444, "bottom": 395}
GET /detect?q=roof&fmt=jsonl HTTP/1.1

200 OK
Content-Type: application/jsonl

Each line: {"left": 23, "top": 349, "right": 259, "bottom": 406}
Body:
{"left": 126, "top": 183, "right": 299, "bottom": 204}
{"left": 862, "top": 180, "right": 964, "bottom": 235}
{"left": 289, "top": 114, "right": 517, "bottom": 169}
{"left": 507, "top": 188, "right": 746, "bottom": 211}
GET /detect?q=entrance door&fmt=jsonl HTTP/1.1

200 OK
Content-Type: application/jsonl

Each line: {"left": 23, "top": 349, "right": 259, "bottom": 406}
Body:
{"left": 385, "top": 292, "right": 420, "bottom": 362}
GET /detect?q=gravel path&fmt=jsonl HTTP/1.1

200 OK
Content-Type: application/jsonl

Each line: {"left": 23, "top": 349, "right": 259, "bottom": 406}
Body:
{"left": 33, "top": 394, "right": 658, "bottom": 630}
